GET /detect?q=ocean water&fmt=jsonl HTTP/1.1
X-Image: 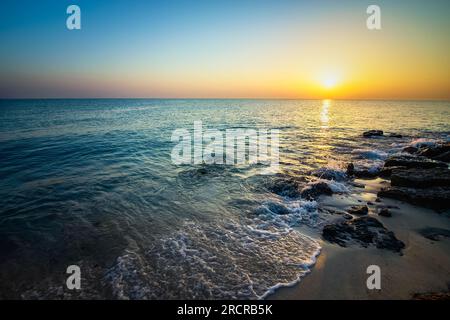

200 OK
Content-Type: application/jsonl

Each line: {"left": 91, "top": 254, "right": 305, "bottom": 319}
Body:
{"left": 0, "top": 99, "right": 449, "bottom": 299}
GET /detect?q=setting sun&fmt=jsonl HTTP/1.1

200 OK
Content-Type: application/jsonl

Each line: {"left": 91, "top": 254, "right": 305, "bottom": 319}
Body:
{"left": 322, "top": 75, "right": 339, "bottom": 89}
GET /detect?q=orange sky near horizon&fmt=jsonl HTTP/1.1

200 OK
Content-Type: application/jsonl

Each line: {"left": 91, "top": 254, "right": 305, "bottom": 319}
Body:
{"left": 1, "top": 1, "right": 449, "bottom": 100}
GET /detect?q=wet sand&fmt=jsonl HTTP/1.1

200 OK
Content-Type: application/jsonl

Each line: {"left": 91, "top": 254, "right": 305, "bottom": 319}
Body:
{"left": 269, "top": 178, "right": 450, "bottom": 300}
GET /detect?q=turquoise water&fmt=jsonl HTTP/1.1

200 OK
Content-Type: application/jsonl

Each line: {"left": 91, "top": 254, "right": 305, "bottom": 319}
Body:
{"left": 0, "top": 99, "right": 449, "bottom": 299}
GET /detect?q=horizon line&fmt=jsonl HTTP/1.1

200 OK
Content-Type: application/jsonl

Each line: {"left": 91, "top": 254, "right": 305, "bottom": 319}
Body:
{"left": 1, "top": 97, "right": 450, "bottom": 102}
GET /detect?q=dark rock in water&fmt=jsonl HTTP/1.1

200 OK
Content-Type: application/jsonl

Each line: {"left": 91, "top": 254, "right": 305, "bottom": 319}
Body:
{"left": 266, "top": 202, "right": 291, "bottom": 215}
{"left": 390, "top": 167, "right": 450, "bottom": 188}
{"left": 375, "top": 198, "right": 381, "bottom": 202}
{"left": 401, "top": 142, "right": 450, "bottom": 162}
{"left": 346, "top": 163, "right": 355, "bottom": 176}
{"left": 379, "top": 166, "right": 405, "bottom": 178}
{"left": 343, "top": 213, "right": 353, "bottom": 220}
{"left": 378, "top": 186, "right": 450, "bottom": 210}
{"left": 418, "top": 227, "right": 450, "bottom": 241}
{"left": 363, "top": 130, "right": 384, "bottom": 137}
{"left": 267, "top": 177, "right": 303, "bottom": 198}
{"left": 300, "top": 182, "right": 333, "bottom": 200}
{"left": 353, "top": 169, "right": 379, "bottom": 178}
{"left": 403, "top": 146, "right": 418, "bottom": 154}
{"left": 416, "top": 142, "right": 450, "bottom": 162}
{"left": 347, "top": 205, "right": 369, "bottom": 215}
{"left": 322, "top": 216, "right": 405, "bottom": 253}
{"left": 378, "top": 208, "right": 392, "bottom": 217}
{"left": 346, "top": 162, "right": 380, "bottom": 178}
{"left": 389, "top": 133, "right": 403, "bottom": 138}
{"left": 384, "top": 154, "right": 447, "bottom": 169}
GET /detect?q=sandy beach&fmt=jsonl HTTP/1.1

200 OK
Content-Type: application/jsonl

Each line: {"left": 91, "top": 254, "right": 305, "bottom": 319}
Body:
{"left": 270, "top": 178, "right": 450, "bottom": 300}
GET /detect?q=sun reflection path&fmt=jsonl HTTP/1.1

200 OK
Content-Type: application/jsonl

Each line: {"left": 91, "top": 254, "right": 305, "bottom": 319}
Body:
{"left": 320, "top": 99, "right": 330, "bottom": 128}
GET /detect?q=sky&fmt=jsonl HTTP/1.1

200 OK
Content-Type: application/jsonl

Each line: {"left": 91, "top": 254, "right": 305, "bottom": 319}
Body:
{"left": 0, "top": 0, "right": 449, "bottom": 99}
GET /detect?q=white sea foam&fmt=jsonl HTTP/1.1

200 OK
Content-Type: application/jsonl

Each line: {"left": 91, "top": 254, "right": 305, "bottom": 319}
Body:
{"left": 409, "top": 138, "right": 439, "bottom": 149}
{"left": 105, "top": 199, "right": 322, "bottom": 300}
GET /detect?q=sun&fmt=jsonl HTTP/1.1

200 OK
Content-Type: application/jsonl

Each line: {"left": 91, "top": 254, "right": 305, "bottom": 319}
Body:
{"left": 322, "top": 75, "right": 339, "bottom": 89}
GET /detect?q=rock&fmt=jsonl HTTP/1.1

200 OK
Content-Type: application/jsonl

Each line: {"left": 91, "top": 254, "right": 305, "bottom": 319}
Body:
{"left": 322, "top": 216, "right": 405, "bottom": 252}
{"left": 363, "top": 130, "right": 384, "bottom": 137}
{"left": 347, "top": 205, "right": 369, "bottom": 215}
{"left": 384, "top": 154, "right": 447, "bottom": 169}
{"left": 378, "top": 208, "right": 392, "bottom": 217}
{"left": 343, "top": 213, "right": 353, "bottom": 220}
{"left": 267, "top": 176, "right": 303, "bottom": 198}
{"left": 379, "top": 166, "right": 405, "bottom": 178}
{"left": 346, "top": 163, "right": 355, "bottom": 176}
{"left": 389, "top": 133, "right": 403, "bottom": 138}
{"left": 300, "top": 182, "right": 333, "bottom": 200}
{"left": 378, "top": 186, "right": 450, "bottom": 210}
{"left": 402, "top": 146, "right": 419, "bottom": 154}
{"left": 353, "top": 169, "right": 379, "bottom": 178}
{"left": 418, "top": 227, "right": 450, "bottom": 241}
{"left": 416, "top": 142, "right": 450, "bottom": 162}
{"left": 390, "top": 167, "right": 450, "bottom": 188}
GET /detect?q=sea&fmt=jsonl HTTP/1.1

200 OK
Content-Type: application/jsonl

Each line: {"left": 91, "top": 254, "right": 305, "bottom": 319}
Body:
{"left": 0, "top": 99, "right": 449, "bottom": 299}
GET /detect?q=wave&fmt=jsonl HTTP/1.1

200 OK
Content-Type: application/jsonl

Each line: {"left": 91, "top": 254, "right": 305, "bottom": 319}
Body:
{"left": 105, "top": 198, "right": 322, "bottom": 299}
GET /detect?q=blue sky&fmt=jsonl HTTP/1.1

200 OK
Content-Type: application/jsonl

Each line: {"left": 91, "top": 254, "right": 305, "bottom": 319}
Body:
{"left": 1, "top": 0, "right": 449, "bottom": 99}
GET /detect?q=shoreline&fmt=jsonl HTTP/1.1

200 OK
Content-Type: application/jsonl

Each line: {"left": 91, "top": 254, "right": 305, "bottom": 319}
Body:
{"left": 268, "top": 177, "right": 450, "bottom": 300}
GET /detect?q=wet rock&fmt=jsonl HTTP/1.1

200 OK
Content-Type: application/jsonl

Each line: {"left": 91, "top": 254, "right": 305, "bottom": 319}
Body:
{"left": 403, "top": 146, "right": 418, "bottom": 154}
{"left": 347, "top": 205, "right": 369, "bottom": 216}
{"left": 346, "top": 161, "right": 381, "bottom": 178}
{"left": 322, "top": 216, "right": 405, "bottom": 253}
{"left": 363, "top": 130, "right": 384, "bottom": 137}
{"left": 390, "top": 167, "right": 450, "bottom": 188}
{"left": 378, "top": 186, "right": 450, "bottom": 210}
{"left": 343, "top": 213, "right": 353, "bottom": 220}
{"left": 346, "top": 163, "right": 355, "bottom": 176}
{"left": 379, "top": 166, "right": 405, "bottom": 178}
{"left": 384, "top": 154, "right": 447, "bottom": 169}
{"left": 267, "top": 176, "right": 303, "bottom": 198}
{"left": 388, "top": 133, "right": 403, "bottom": 138}
{"left": 300, "top": 182, "right": 333, "bottom": 200}
{"left": 416, "top": 142, "right": 450, "bottom": 162}
{"left": 418, "top": 227, "right": 450, "bottom": 241}
{"left": 378, "top": 208, "right": 392, "bottom": 217}
{"left": 353, "top": 169, "right": 379, "bottom": 178}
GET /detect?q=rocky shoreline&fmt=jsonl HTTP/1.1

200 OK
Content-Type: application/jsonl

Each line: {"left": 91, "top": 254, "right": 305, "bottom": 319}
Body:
{"left": 320, "top": 132, "right": 449, "bottom": 250}
{"left": 269, "top": 131, "right": 450, "bottom": 300}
